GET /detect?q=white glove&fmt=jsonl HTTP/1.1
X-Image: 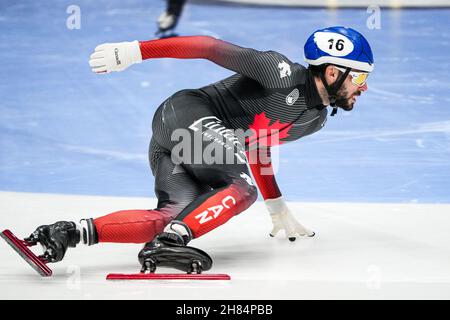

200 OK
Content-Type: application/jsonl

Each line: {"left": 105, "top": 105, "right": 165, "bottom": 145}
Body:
{"left": 89, "top": 40, "right": 142, "bottom": 74}
{"left": 265, "top": 197, "right": 315, "bottom": 242}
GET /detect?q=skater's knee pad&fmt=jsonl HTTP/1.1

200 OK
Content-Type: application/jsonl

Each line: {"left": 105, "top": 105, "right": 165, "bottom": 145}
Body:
{"left": 182, "top": 180, "right": 257, "bottom": 238}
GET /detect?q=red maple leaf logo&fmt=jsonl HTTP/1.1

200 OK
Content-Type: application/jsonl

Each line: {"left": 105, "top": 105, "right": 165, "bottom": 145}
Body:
{"left": 246, "top": 112, "right": 293, "bottom": 147}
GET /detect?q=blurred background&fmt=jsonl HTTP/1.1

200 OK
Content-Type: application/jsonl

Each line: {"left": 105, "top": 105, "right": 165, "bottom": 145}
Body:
{"left": 1, "top": 0, "right": 449, "bottom": 203}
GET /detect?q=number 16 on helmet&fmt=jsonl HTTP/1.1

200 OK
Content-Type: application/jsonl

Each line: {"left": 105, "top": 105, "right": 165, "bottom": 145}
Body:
{"left": 304, "top": 26, "right": 374, "bottom": 73}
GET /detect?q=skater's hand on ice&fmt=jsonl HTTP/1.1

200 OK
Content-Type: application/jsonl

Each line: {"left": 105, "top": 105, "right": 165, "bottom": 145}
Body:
{"left": 265, "top": 198, "right": 315, "bottom": 242}
{"left": 89, "top": 41, "right": 142, "bottom": 74}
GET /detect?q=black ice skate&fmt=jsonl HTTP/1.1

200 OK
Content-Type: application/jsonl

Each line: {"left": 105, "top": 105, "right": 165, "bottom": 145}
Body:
{"left": 155, "top": 12, "right": 180, "bottom": 39}
{"left": 25, "top": 221, "right": 81, "bottom": 263}
{"left": 107, "top": 221, "right": 230, "bottom": 281}
{"left": 1, "top": 221, "right": 82, "bottom": 277}
{"left": 138, "top": 234, "right": 213, "bottom": 274}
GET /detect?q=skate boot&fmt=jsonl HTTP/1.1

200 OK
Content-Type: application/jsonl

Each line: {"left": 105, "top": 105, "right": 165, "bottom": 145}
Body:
{"left": 25, "top": 221, "right": 82, "bottom": 263}
{"left": 2, "top": 219, "right": 97, "bottom": 276}
{"left": 155, "top": 11, "right": 180, "bottom": 38}
{"left": 138, "top": 221, "right": 212, "bottom": 274}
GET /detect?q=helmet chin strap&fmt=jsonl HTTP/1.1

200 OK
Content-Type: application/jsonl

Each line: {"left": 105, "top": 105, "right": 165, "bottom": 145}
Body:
{"left": 320, "top": 67, "right": 351, "bottom": 116}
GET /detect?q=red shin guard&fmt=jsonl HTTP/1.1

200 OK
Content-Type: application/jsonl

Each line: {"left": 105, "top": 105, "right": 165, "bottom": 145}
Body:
{"left": 182, "top": 183, "right": 256, "bottom": 238}
{"left": 94, "top": 209, "right": 174, "bottom": 243}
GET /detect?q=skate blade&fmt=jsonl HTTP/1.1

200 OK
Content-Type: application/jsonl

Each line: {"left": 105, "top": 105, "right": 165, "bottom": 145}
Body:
{"left": 106, "top": 273, "right": 230, "bottom": 281}
{"left": 1, "top": 229, "right": 52, "bottom": 277}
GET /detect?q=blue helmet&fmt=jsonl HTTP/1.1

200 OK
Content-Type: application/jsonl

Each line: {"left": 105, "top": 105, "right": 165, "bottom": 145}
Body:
{"left": 304, "top": 26, "right": 374, "bottom": 72}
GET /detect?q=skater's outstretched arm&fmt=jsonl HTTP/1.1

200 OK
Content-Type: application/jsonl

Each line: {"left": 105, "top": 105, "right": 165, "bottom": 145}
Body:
{"left": 89, "top": 36, "right": 295, "bottom": 88}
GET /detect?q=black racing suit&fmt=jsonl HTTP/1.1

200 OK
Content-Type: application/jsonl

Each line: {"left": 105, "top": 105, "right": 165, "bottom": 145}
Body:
{"left": 140, "top": 36, "right": 328, "bottom": 239}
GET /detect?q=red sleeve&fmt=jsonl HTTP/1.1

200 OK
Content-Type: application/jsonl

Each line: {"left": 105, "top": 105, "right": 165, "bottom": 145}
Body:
{"left": 139, "top": 36, "right": 216, "bottom": 60}
{"left": 139, "top": 36, "right": 294, "bottom": 89}
{"left": 246, "top": 148, "right": 282, "bottom": 200}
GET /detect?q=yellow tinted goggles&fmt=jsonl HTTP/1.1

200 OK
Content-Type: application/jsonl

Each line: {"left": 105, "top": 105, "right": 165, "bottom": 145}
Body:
{"left": 335, "top": 66, "right": 369, "bottom": 87}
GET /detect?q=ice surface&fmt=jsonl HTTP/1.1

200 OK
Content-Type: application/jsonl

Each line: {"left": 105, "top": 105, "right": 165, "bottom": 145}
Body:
{"left": 1, "top": 192, "right": 450, "bottom": 299}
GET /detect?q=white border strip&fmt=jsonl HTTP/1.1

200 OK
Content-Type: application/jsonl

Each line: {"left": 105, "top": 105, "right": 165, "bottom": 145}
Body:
{"left": 207, "top": 0, "right": 450, "bottom": 8}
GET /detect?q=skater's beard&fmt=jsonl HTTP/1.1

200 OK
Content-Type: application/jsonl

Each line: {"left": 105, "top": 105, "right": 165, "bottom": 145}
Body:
{"left": 334, "top": 86, "right": 362, "bottom": 111}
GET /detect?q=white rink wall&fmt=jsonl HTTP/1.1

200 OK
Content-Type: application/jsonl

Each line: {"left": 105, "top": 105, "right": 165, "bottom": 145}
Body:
{"left": 206, "top": 0, "right": 450, "bottom": 7}
{"left": 1, "top": 191, "right": 450, "bottom": 299}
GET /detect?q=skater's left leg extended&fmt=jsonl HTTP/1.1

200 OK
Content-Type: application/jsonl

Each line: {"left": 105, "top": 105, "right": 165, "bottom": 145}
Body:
{"left": 19, "top": 137, "right": 210, "bottom": 267}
